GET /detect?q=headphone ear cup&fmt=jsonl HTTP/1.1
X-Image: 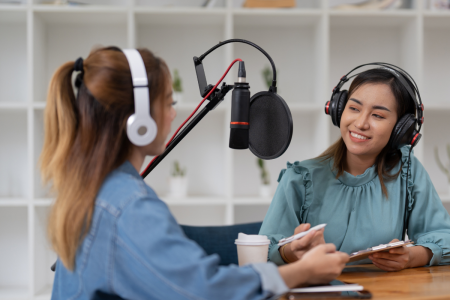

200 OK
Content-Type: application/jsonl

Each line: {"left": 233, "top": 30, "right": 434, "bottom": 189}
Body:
{"left": 389, "top": 114, "right": 417, "bottom": 150}
{"left": 335, "top": 90, "right": 348, "bottom": 128}
{"left": 127, "top": 114, "right": 157, "bottom": 146}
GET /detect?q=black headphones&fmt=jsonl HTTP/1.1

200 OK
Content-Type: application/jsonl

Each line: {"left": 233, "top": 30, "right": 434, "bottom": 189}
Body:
{"left": 324, "top": 62, "right": 424, "bottom": 150}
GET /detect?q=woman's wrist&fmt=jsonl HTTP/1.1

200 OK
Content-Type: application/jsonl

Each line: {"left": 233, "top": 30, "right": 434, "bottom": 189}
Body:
{"left": 279, "top": 244, "right": 293, "bottom": 264}
{"left": 408, "top": 246, "right": 433, "bottom": 268}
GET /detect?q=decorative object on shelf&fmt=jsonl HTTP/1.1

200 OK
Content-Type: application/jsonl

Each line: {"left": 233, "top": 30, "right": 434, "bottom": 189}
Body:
{"left": 427, "top": 0, "right": 450, "bottom": 10}
{"left": 202, "top": 0, "right": 217, "bottom": 8}
{"left": 168, "top": 160, "right": 188, "bottom": 198}
{"left": 435, "top": 145, "right": 450, "bottom": 195}
{"left": 172, "top": 69, "right": 183, "bottom": 105}
{"left": 331, "top": 0, "right": 404, "bottom": 10}
{"left": 257, "top": 158, "right": 271, "bottom": 197}
{"left": 244, "top": 0, "right": 295, "bottom": 8}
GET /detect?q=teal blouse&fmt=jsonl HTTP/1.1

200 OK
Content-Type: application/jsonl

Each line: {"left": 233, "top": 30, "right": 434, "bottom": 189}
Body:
{"left": 259, "top": 146, "right": 450, "bottom": 266}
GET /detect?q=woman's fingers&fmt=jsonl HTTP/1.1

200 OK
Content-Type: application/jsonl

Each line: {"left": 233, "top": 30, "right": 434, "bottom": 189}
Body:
{"left": 291, "top": 230, "right": 315, "bottom": 251}
{"left": 371, "top": 251, "right": 403, "bottom": 260}
{"left": 294, "top": 223, "right": 311, "bottom": 235}
{"left": 372, "top": 259, "right": 400, "bottom": 272}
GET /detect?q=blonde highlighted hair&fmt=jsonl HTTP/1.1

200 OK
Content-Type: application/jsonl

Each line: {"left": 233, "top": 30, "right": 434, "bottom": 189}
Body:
{"left": 40, "top": 47, "right": 169, "bottom": 270}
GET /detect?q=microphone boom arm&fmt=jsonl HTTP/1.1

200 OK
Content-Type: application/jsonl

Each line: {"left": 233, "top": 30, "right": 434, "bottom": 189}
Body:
{"left": 141, "top": 83, "right": 234, "bottom": 178}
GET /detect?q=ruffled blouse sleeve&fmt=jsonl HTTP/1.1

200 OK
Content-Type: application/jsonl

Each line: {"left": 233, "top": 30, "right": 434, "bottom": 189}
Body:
{"left": 403, "top": 147, "right": 450, "bottom": 266}
{"left": 259, "top": 162, "right": 313, "bottom": 265}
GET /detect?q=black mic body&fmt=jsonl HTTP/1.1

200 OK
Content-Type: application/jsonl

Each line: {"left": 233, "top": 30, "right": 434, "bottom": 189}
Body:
{"left": 230, "top": 81, "right": 250, "bottom": 149}
{"left": 229, "top": 61, "right": 250, "bottom": 149}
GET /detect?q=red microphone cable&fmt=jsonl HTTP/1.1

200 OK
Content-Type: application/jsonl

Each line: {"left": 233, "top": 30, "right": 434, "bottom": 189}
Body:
{"left": 140, "top": 58, "right": 243, "bottom": 177}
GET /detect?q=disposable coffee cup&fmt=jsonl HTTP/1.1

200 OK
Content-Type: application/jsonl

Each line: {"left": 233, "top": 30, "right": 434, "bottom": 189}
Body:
{"left": 235, "top": 233, "right": 270, "bottom": 266}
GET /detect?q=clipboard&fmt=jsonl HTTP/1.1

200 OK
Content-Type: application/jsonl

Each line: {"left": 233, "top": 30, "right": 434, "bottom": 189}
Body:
{"left": 348, "top": 240, "right": 414, "bottom": 263}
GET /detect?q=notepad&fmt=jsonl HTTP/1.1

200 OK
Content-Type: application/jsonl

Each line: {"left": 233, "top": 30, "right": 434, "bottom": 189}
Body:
{"left": 291, "top": 284, "right": 364, "bottom": 293}
{"left": 349, "top": 240, "right": 414, "bottom": 263}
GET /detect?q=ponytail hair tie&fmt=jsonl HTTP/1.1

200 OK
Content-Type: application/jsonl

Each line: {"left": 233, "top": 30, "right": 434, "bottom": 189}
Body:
{"left": 74, "top": 57, "right": 84, "bottom": 88}
{"left": 74, "top": 57, "right": 84, "bottom": 72}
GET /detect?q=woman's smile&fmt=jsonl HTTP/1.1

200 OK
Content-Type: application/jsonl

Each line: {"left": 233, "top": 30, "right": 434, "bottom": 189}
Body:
{"left": 349, "top": 130, "right": 371, "bottom": 142}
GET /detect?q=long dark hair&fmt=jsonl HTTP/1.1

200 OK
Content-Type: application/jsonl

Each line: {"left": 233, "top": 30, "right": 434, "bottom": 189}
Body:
{"left": 41, "top": 46, "right": 170, "bottom": 270}
{"left": 317, "top": 68, "right": 416, "bottom": 197}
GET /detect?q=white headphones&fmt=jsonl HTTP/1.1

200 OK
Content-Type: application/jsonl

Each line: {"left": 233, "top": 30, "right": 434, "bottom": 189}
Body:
{"left": 123, "top": 49, "right": 157, "bottom": 146}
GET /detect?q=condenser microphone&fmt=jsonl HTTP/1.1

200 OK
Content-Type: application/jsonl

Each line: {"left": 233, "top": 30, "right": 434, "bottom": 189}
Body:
{"left": 229, "top": 61, "right": 250, "bottom": 149}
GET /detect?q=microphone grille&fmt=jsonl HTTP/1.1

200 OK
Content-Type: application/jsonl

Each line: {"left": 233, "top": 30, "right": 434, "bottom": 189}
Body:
{"left": 249, "top": 92, "right": 293, "bottom": 159}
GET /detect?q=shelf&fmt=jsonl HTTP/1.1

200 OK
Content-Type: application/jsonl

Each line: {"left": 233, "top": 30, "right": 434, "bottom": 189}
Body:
{"left": 136, "top": 0, "right": 226, "bottom": 8}
{"left": 0, "top": 103, "right": 28, "bottom": 109}
{"left": 329, "top": 13, "right": 419, "bottom": 91}
{"left": 34, "top": 110, "right": 50, "bottom": 198}
{"left": 234, "top": 203, "right": 270, "bottom": 224}
{"left": 170, "top": 205, "right": 227, "bottom": 226}
{"left": 143, "top": 110, "right": 228, "bottom": 197}
{"left": 33, "top": 9, "right": 128, "bottom": 103}
{"left": 32, "top": 5, "right": 128, "bottom": 12}
{"left": 233, "top": 109, "right": 328, "bottom": 197}
{"left": 232, "top": 197, "right": 273, "bottom": 205}
{"left": 233, "top": 12, "right": 324, "bottom": 105}
{"left": 441, "top": 195, "right": 450, "bottom": 203}
{"left": 423, "top": 16, "right": 450, "bottom": 107}
{"left": 0, "top": 198, "right": 28, "bottom": 206}
{"left": 329, "top": 9, "right": 417, "bottom": 18}
{"left": 34, "top": 207, "right": 56, "bottom": 296}
{"left": 0, "top": 207, "right": 29, "bottom": 292}
{"left": 0, "top": 10, "right": 27, "bottom": 104}
{"left": 34, "top": 285, "right": 52, "bottom": 300}
{"left": 0, "top": 286, "right": 29, "bottom": 300}
{"left": 34, "top": 198, "right": 53, "bottom": 206}
{"left": 0, "top": 5, "right": 27, "bottom": 11}
{"left": 0, "top": 110, "right": 28, "bottom": 198}
{"left": 422, "top": 112, "right": 450, "bottom": 195}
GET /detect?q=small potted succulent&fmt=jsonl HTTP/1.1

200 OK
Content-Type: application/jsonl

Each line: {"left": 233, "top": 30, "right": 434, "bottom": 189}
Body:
{"left": 257, "top": 158, "right": 271, "bottom": 197}
{"left": 435, "top": 145, "right": 450, "bottom": 195}
{"left": 168, "top": 160, "right": 188, "bottom": 198}
{"left": 172, "top": 69, "right": 183, "bottom": 104}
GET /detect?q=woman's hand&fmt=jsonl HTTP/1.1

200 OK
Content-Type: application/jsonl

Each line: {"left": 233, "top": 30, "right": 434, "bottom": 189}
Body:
{"left": 287, "top": 223, "right": 326, "bottom": 262}
{"left": 369, "top": 239, "right": 411, "bottom": 271}
{"left": 278, "top": 244, "right": 349, "bottom": 288}
{"left": 369, "top": 239, "right": 433, "bottom": 271}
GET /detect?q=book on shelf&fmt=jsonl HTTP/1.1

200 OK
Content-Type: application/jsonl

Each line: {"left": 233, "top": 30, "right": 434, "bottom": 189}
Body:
{"left": 331, "top": 0, "right": 406, "bottom": 10}
{"left": 243, "top": 0, "right": 296, "bottom": 8}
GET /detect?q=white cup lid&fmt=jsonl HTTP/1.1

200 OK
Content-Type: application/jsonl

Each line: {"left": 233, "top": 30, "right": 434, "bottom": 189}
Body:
{"left": 235, "top": 233, "right": 270, "bottom": 246}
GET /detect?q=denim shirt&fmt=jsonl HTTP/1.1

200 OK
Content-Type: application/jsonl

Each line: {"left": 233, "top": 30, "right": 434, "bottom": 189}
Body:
{"left": 51, "top": 161, "right": 288, "bottom": 300}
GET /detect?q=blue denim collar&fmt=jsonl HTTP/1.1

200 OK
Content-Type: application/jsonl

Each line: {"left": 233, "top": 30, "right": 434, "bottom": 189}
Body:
{"left": 117, "top": 160, "right": 141, "bottom": 179}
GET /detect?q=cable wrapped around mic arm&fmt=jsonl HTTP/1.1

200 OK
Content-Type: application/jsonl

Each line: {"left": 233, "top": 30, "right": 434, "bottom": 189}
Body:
{"left": 198, "top": 39, "right": 278, "bottom": 92}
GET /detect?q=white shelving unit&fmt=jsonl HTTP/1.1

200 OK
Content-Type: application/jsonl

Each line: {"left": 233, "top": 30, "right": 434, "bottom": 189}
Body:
{"left": 1, "top": 0, "right": 450, "bottom": 298}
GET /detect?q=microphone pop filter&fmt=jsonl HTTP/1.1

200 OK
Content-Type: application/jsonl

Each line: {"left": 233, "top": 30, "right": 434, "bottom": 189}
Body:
{"left": 248, "top": 91, "right": 293, "bottom": 159}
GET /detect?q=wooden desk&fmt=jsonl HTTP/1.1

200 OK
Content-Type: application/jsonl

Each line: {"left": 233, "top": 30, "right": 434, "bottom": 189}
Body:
{"left": 280, "top": 265, "right": 450, "bottom": 300}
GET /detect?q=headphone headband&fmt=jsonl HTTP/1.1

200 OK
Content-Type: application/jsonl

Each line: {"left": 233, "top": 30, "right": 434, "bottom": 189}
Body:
{"left": 123, "top": 49, "right": 157, "bottom": 146}
{"left": 334, "top": 62, "right": 424, "bottom": 130}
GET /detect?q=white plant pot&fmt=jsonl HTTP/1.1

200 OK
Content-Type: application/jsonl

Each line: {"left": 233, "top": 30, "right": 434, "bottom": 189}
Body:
{"left": 169, "top": 177, "right": 188, "bottom": 198}
{"left": 173, "top": 91, "right": 183, "bottom": 104}
{"left": 259, "top": 184, "right": 271, "bottom": 198}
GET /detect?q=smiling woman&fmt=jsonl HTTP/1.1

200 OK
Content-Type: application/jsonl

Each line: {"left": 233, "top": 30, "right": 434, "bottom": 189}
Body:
{"left": 321, "top": 69, "right": 416, "bottom": 197}
{"left": 259, "top": 66, "right": 450, "bottom": 273}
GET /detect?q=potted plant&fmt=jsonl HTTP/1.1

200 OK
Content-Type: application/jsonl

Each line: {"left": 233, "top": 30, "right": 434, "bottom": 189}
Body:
{"left": 257, "top": 158, "right": 271, "bottom": 197}
{"left": 262, "top": 65, "right": 279, "bottom": 91}
{"left": 435, "top": 145, "right": 450, "bottom": 195}
{"left": 168, "top": 160, "right": 188, "bottom": 198}
{"left": 172, "top": 69, "right": 183, "bottom": 104}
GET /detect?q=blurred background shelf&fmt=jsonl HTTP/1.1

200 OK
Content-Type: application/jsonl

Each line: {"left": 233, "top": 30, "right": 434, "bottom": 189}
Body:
{"left": 1, "top": 0, "right": 450, "bottom": 298}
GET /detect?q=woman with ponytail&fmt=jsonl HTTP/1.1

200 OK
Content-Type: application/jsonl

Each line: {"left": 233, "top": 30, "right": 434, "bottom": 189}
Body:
{"left": 42, "top": 46, "right": 349, "bottom": 300}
